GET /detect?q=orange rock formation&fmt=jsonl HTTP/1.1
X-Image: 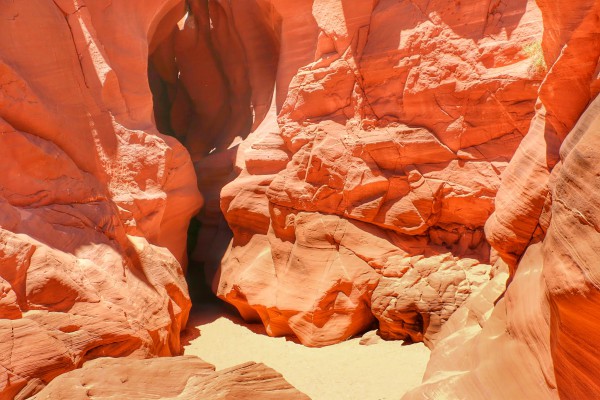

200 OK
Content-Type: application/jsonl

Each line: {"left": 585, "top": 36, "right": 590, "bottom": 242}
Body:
{"left": 0, "top": 1, "right": 201, "bottom": 397}
{"left": 2, "top": 0, "right": 600, "bottom": 398}
{"left": 213, "top": 0, "right": 544, "bottom": 347}
{"left": 405, "top": 0, "right": 600, "bottom": 398}
{"left": 31, "top": 356, "right": 309, "bottom": 399}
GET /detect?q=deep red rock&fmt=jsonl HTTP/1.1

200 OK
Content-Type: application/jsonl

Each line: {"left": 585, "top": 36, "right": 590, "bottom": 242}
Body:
{"left": 0, "top": 0, "right": 201, "bottom": 397}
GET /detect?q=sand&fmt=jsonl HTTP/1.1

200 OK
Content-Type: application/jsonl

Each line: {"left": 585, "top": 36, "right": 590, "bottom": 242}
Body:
{"left": 183, "top": 303, "right": 431, "bottom": 400}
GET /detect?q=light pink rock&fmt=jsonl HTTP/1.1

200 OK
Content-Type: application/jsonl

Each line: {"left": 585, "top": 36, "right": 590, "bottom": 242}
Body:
{"left": 31, "top": 356, "right": 309, "bottom": 400}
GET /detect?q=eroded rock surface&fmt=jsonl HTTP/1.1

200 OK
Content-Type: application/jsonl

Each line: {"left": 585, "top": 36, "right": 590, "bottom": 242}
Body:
{"left": 0, "top": 0, "right": 201, "bottom": 397}
{"left": 213, "top": 0, "right": 543, "bottom": 346}
{"left": 485, "top": 0, "right": 600, "bottom": 267}
{"left": 373, "top": 254, "right": 491, "bottom": 346}
{"left": 31, "top": 356, "right": 309, "bottom": 400}
{"left": 406, "top": 0, "right": 600, "bottom": 397}
{"left": 405, "top": 97, "right": 600, "bottom": 400}
{"left": 3, "top": 0, "right": 600, "bottom": 398}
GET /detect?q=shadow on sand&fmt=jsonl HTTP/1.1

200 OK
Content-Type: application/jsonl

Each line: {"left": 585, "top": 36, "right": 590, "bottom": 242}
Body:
{"left": 181, "top": 299, "right": 308, "bottom": 346}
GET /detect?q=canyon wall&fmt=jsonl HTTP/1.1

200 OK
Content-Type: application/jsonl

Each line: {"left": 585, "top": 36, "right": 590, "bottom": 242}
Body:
{"left": 404, "top": 0, "right": 600, "bottom": 399}
{"left": 0, "top": 0, "right": 201, "bottom": 397}
{"left": 184, "top": 0, "right": 600, "bottom": 397}
{"left": 2, "top": 0, "right": 600, "bottom": 398}
{"left": 213, "top": 0, "right": 544, "bottom": 347}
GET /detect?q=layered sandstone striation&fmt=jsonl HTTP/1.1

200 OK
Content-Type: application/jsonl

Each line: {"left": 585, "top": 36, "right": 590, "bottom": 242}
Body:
{"left": 3, "top": 0, "right": 600, "bottom": 398}
{"left": 0, "top": 0, "right": 201, "bottom": 397}
{"left": 31, "top": 356, "right": 309, "bottom": 400}
{"left": 406, "top": 0, "right": 600, "bottom": 398}
{"left": 213, "top": 0, "right": 544, "bottom": 346}
{"left": 485, "top": 0, "right": 600, "bottom": 268}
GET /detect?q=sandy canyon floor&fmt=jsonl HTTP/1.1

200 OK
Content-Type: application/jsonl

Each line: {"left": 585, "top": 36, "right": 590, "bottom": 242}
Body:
{"left": 183, "top": 303, "right": 431, "bottom": 400}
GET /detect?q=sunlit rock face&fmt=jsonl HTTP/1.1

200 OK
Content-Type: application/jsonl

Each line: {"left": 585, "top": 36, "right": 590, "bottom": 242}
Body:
{"left": 0, "top": 1, "right": 201, "bottom": 397}
{"left": 3, "top": 0, "right": 600, "bottom": 398}
{"left": 212, "top": 0, "right": 544, "bottom": 347}
{"left": 405, "top": 0, "right": 600, "bottom": 398}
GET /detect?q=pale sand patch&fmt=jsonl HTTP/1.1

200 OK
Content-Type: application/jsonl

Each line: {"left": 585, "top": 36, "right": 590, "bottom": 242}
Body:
{"left": 183, "top": 304, "right": 430, "bottom": 400}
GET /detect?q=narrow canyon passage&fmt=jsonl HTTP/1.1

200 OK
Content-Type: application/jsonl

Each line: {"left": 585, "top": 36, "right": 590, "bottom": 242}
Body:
{"left": 148, "top": 0, "right": 281, "bottom": 297}
{"left": 2, "top": 0, "right": 598, "bottom": 398}
{"left": 148, "top": 0, "right": 517, "bottom": 347}
{"left": 149, "top": 0, "right": 536, "bottom": 374}
{"left": 148, "top": 4, "right": 433, "bottom": 397}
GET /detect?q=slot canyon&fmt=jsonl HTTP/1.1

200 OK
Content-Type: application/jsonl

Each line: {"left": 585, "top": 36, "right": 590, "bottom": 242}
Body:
{"left": 0, "top": 0, "right": 599, "bottom": 399}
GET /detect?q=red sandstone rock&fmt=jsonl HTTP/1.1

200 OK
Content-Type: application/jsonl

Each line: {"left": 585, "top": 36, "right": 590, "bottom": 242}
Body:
{"left": 148, "top": 0, "right": 282, "bottom": 280}
{"left": 407, "top": 1, "right": 600, "bottom": 396}
{"left": 215, "top": 0, "right": 543, "bottom": 346}
{"left": 403, "top": 248, "right": 558, "bottom": 399}
{"left": 485, "top": 0, "right": 600, "bottom": 268}
{"left": 0, "top": 0, "right": 201, "bottom": 397}
{"left": 541, "top": 96, "right": 600, "bottom": 400}
{"left": 4, "top": 0, "right": 600, "bottom": 399}
{"left": 31, "top": 356, "right": 309, "bottom": 400}
{"left": 405, "top": 97, "right": 600, "bottom": 399}
{"left": 373, "top": 254, "right": 491, "bottom": 346}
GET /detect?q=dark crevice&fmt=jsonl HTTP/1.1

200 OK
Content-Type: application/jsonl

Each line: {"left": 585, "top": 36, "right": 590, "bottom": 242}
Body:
{"left": 147, "top": 0, "right": 282, "bottom": 304}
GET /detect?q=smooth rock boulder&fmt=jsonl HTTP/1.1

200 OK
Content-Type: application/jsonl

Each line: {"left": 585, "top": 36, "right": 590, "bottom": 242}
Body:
{"left": 216, "top": 0, "right": 543, "bottom": 347}
{"left": 31, "top": 356, "right": 310, "bottom": 400}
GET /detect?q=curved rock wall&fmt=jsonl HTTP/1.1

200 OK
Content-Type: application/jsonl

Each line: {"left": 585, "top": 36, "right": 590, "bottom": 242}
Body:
{"left": 545, "top": 96, "right": 600, "bottom": 399}
{"left": 406, "top": 0, "right": 600, "bottom": 398}
{"left": 0, "top": 0, "right": 201, "bottom": 397}
{"left": 485, "top": 0, "right": 600, "bottom": 267}
{"left": 148, "top": 0, "right": 283, "bottom": 280}
{"left": 216, "top": 0, "right": 544, "bottom": 347}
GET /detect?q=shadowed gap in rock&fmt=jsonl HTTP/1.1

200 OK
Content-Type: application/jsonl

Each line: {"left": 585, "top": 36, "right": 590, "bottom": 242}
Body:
{"left": 147, "top": 0, "right": 282, "bottom": 304}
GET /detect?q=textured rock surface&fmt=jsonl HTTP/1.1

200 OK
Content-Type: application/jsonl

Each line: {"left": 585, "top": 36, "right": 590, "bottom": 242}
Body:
{"left": 403, "top": 248, "right": 558, "bottom": 399}
{"left": 214, "top": 0, "right": 544, "bottom": 346}
{"left": 405, "top": 96, "right": 600, "bottom": 400}
{"left": 373, "top": 254, "right": 491, "bottom": 346}
{"left": 31, "top": 356, "right": 309, "bottom": 400}
{"left": 0, "top": 0, "right": 201, "bottom": 397}
{"left": 545, "top": 96, "right": 600, "bottom": 400}
{"left": 406, "top": 0, "right": 600, "bottom": 397}
{"left": 485, "top": 0, "right": 600, "bottom": 267}
{"left": 4, "top": 0, "right": 600, "bottom": 398}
